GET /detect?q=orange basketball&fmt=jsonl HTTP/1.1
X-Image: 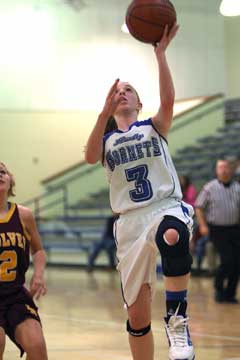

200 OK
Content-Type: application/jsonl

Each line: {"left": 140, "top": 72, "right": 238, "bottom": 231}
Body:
{"left": 126, "top": 0, "right": 177, "bottom": 44}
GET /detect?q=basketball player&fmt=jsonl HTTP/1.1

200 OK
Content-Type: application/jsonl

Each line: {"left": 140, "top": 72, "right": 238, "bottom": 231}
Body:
{"left": 0, "top": 162, "right": 48, "bottom": 359}
{"left": 85, "top": 24, "right": 195, "bottom": 360}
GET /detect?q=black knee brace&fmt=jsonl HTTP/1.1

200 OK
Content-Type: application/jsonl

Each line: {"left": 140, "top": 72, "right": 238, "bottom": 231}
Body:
{"left": 126, "top": 320, "right": 151, "bottom": 337}
{"left": 156, "top": 215, "right": 192, "bottom": 276}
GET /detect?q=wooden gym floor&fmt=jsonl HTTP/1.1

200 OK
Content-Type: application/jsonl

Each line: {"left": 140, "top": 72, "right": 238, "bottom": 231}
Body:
{"left": 4, "top": 267, "right": 240, "bottom": 360}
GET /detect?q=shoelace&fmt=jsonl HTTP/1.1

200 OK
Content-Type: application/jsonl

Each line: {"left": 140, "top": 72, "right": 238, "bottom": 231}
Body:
{"left": 167, "top": 316, "right": 189, "bottom": 346}
{"left": 167, "top": 303, "right": 190, "bottom": 347}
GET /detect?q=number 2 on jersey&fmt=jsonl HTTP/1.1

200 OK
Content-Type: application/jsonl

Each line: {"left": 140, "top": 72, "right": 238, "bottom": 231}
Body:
{"left": 125, "top": 165, "right": 153, "bottom": 202}
{"left": 0, "top": 250, "right": 17, "bottom": 281}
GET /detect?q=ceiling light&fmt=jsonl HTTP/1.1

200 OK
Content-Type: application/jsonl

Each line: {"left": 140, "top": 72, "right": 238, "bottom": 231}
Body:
{"left": 219, "top": 0, "right": 240, "bottom": 16}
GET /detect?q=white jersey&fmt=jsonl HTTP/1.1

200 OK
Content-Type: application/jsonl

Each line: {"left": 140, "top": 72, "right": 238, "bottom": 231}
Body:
{"left": 103, "top": 119, "right": 182, "bottom": 214}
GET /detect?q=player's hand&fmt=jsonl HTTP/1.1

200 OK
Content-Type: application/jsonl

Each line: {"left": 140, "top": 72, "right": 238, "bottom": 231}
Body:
{"left": 154, "top": 22, "right": 179, "bottom": 53}
{"left": 29, "top": 274, "right": 47, "bottom": 300}
{"left": 101, "top": 79, "right": 120, "bottom": 119}
{"left": 199, "top": 224, "right": 209, "bottom": 237}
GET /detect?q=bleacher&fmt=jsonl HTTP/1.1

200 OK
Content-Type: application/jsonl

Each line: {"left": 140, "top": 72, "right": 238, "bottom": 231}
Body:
{"left": 225, "top": 98, "right": 240, "bottom": 123}
{"left": 37, "top": 215, "right": 108, "bottom": 266}
{"left": 173, "top": 120, "right": 240, "bottom": 189}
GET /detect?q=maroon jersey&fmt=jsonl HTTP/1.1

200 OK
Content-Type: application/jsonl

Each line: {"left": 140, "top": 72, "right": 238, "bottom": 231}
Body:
{"left": 0, "top": 203, "right": 30, "bottom": 296}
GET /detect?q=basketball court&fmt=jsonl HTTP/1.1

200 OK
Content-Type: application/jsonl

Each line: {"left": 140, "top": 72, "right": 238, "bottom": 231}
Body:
{"left": 4, "top": 267, "right": 240, "bottom": 360}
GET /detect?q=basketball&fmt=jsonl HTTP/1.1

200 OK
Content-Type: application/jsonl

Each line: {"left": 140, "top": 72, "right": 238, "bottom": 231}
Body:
{"left": 126, "top": 0, "right": 177, "bottom": 44}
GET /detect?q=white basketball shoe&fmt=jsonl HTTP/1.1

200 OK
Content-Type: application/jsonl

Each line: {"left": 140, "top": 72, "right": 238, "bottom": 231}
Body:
{"left": 164, "top": 307, "right": 195, "bottom": 360}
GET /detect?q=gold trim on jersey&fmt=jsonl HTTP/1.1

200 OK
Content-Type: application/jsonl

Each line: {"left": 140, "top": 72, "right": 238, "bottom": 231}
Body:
{"left": 20, "top": 219, "right": 31, "bottom": 242}
{"left": 25, "top": 304, "right": 38, "bottom": 317}
{"left": 0, "top": 203, "right": 16, "bottom": 223}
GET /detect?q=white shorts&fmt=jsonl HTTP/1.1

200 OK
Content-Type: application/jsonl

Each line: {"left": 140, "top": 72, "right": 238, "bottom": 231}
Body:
{"left": 115, "top": 198, "right": 194, "bottom": 307}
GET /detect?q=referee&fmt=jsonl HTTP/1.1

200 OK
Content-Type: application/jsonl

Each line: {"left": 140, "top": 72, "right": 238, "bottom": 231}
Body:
{"left": 195, "top": 159, "right": 240, "bottom": 303}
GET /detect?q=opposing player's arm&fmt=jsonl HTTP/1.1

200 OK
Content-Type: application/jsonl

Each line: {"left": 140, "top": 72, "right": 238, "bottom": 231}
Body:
{"left": 85, "top": 79, "right": 120, "bottom": 164}
{"left": 152, "top": 24, "right": 179, "bottom": 139}
{"left": 18, "top": 205, "right": 47, "bottom": 299}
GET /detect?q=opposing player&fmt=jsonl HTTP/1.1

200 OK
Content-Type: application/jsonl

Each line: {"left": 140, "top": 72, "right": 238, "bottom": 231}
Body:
{"left": 85, "top": 24, "right": 195, "bottom": 360}
{"left": 0, "top": 162, "right": 48, "bottom": 359}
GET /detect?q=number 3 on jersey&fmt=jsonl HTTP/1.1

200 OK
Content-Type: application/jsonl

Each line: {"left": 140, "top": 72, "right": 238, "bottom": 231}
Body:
{"left": 125, "top": 165, "right": 153, "bottom": 202}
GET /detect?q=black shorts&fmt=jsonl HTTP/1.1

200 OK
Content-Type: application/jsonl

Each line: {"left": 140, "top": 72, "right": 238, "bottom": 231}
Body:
{"left": 0, "top": 287, "right": 41, "bottom": 357}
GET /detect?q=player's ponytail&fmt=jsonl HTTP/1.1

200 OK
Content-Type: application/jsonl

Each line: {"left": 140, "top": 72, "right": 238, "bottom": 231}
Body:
{"left": 104, "top": 116, "right": 117, "bottom": 135}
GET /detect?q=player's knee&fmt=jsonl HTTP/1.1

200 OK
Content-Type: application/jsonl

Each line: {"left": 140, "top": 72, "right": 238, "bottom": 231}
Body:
{"left": 127, "top": 284, "right": 151, "bottom": 329}
{"left": 128, "top": 310, "right": 150, "bottom": 330}
{"left": 163, "top": 228, "right": 179, "bottom": 245}
{"left": 17, "top": 324, "right": 46, "bottom": 357}
{"left": 23, "top": 336, "right": 46, "bottom": 353}
{"left": 156, "top": 216, "right": 189, "bottom": 255}
{"left": 156, "top": 216, "right": 192, "bottom": 276}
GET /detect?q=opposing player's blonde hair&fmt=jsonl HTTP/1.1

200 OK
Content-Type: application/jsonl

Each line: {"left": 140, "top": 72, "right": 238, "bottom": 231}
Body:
{"left": 0, "top": 162, "right": 16, "bottom": 197}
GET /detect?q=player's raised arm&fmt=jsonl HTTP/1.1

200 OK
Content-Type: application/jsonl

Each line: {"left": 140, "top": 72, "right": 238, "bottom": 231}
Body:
{"left": 152, "top": 23, "right": 179, "bottom": 139}
{"left": 85, "top": 79, "right": 120, "bottom": 164}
